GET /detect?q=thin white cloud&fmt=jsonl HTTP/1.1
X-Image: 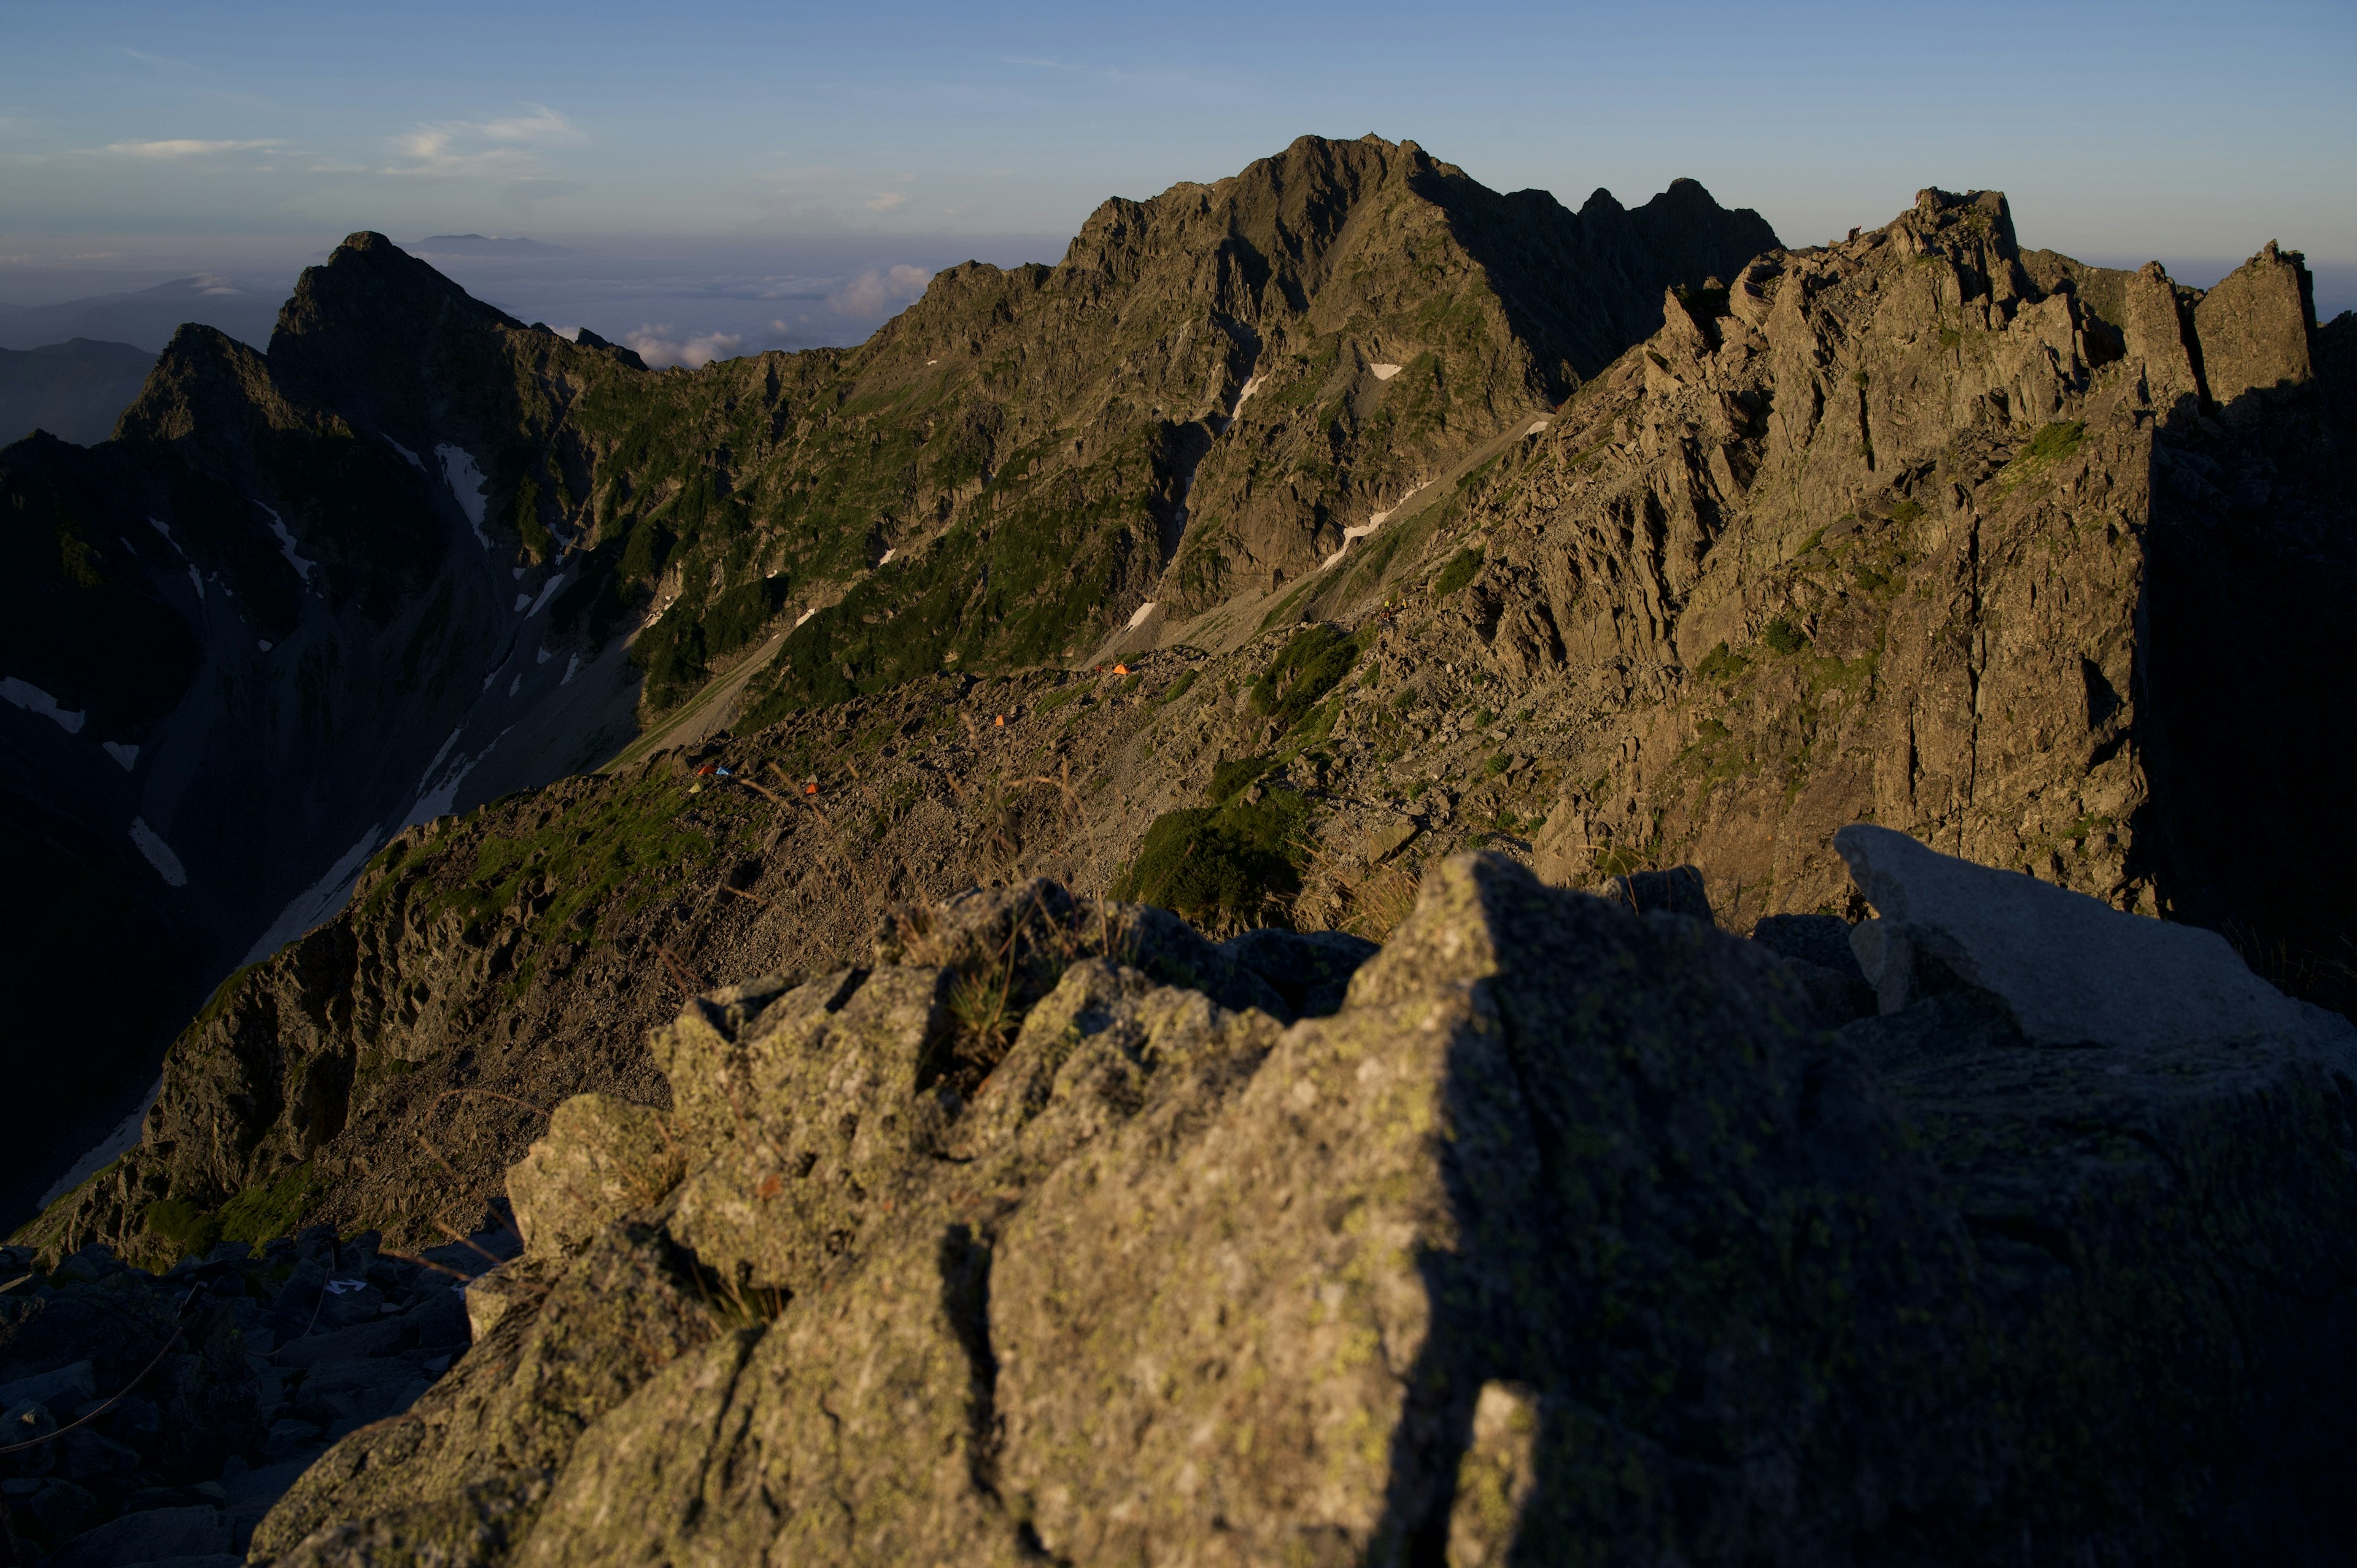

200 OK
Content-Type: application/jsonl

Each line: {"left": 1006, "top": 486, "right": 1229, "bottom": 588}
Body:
{"left": 830, "top": 264, "right": 933, "bottom": 317}
{"left": 866, "top": 191, "right": 909, "bottom": 212}
{"left": 622, "top": 325, "right": 746, "bottom": 369}
{"left": 478, "top": 106, "right": 588, "bottom": 145}
{"left": 102, "top": 138, "right": 279, "bottom": 158}
{"left": 387, "top": 105, "right": 584, "bottom": 179}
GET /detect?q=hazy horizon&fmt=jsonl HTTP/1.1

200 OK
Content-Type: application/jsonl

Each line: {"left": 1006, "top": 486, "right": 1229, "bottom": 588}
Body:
{"left": 4, "top": 3, "right": 2350, "bottom": 264}
{"left": 4, "top": 214, "right": 2350, "bottom": 373}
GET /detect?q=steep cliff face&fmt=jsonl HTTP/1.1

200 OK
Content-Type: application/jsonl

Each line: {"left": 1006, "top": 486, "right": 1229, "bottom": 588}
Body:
{"left": 556, "top": 134, "right": 1774, "bottom": 714}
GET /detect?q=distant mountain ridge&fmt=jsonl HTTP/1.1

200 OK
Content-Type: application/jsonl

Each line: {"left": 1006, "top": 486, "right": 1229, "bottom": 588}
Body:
{"left": 0, "top": 337, "right": 156, "bottom": 446}
{"left": 0, "top": 275, "right": 287, "bottom": 353}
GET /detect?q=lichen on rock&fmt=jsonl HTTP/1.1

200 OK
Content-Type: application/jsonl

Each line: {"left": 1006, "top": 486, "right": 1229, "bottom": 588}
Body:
{"left": 248, "top": 840, "right": 2357, "bottom": 1564}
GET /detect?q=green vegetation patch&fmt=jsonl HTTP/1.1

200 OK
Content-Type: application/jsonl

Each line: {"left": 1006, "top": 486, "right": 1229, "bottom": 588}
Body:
{"left": 1999, "top": 420, "right": 2088, "bottom": 491}
{"left": 141, "top": 1162, "right": 324, "bottom": 1259}
{"left": 376, "top": 776, "right": 731, "bottom": 944}
{"left": 1433, "top": 546, "right": 1484, "bottom": 596}
{"left": 1763, "top": 615, "right": 1812, "bottom": 656}
{"left": 215, "top": 1163, "right": 325, "bottom": 1246}
{"left": 1695, "top": 642, "right": 1752, "bottom": 682}
{"left": 1250, "top": 623, "right": 1366, "bottom": 732}
{"left": 1113, "top": 789, "right": 1312, "bottom": 933}
{"left": 1209, "top": 753, "right": 1277, "bottom": 804}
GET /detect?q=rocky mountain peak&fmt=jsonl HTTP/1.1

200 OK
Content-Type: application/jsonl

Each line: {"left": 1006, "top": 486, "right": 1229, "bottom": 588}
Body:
{"left": 112, "top": 322, "right": 294, "bottom": 449}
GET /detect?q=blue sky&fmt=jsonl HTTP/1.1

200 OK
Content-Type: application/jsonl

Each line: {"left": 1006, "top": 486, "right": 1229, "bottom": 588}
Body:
{"left": 3, "top": 1, "right": 2352, "bottom": 322}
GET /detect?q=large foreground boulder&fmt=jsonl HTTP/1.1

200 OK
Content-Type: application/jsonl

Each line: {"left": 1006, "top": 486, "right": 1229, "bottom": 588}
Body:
{"left": 251, "top": 847, "right": 2357, "bottom": 1565}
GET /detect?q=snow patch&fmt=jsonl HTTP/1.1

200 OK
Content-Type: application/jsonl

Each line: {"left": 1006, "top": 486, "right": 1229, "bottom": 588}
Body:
{"left": 1370, "top": 362, "right": 1403, "bottom": 381}
{"left": 402, "top": 729, "right": 499, "bottom": 828}
{"left": 385, "top": 437, "right": 424, "bottom": 470}
{"left": 103, "top": 741, "right": 139, "bottom": 771}
{"left": 562, "top": 654, "right": 581, "bottom": 686}
{"left": 414, "top": 728, "right": 462, "bottom": 790}
{"left": 241, "top": 825, "right": 381, "bottom": 965}
{"left": 513, "top": 593, "right": 533, "bottom": 612}
{"left": 536, "top": 646, "right": 553, "bottom": 665}
{"left": 513, "top": 566, "right": 527, "bottom": 581}
{"left": 129, "top": 816, "right": 188, "bottom": 887}
{"left": 525, "top": 571, "right": 568, "bottom": 618}
{"left": 187, "top": 565, "right": 204, "bottom": 600}
{"left": 258, "top": 639, "right": 273, "bottom": 652}
{"left": 1127, "top": 600, "right": 1159, "bottom": 630}
{"left": 508, "top": 671, "right": 522, "bottom": 697}
{"left": 437, "top": 445, "right": 492, "bottom": 547}
{"left": 260, "top": 505, "right": 317, "bottom": 584}
{"left": 1229, "top": 372, "right": 1265, "bottom": 418}
{"left": 794, "top": 606, "right": 818, "bottom": 628}
{"left": 1, "top": 678, "right": 85, "bottom": 733}
{"left": 877, "top": 548, "right": 895, "bottom": 567}
{"left": 148, "top": 517, "right": 184, "bottom": 555}
{"left": 1318, "top": 480, "right": 1431, "bottom": 571}
{"left": 39, "top": 1080, "right": 160, "bottom": 1211}
{"left": 1525, "top": 417, "right": 1550, "bottom": 436}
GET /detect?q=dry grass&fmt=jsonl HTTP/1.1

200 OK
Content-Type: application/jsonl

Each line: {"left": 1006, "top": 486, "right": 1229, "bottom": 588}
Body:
{"left": 1342, "top": 862, "right": 1424, "bottom": 940}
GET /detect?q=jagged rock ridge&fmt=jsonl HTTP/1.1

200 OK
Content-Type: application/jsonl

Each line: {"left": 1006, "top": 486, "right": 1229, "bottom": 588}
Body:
{"left": 24, "top": 185, "right": 2354, "bottom": 1292}
{"left": 1, "top": 137, "right": 1771, "bottom": 1226}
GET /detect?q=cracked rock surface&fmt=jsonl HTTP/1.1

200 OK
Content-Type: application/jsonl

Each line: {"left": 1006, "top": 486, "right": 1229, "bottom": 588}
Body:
{"left": 241, "top": 848, "right": 2357, "bottom": 1566}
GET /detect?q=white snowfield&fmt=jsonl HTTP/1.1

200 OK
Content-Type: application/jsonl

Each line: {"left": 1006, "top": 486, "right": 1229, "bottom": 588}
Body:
{"left": 38, "top": 1078, "right": 160, "bottom": 1211}
{"left": 525, "top": 571, "right": 569, "bottom": 617}
{"left": 241, "top": 826, "right": 380, "bottom": 965}
{"left": 1525, "top": 417, "right": 1550, "bottom": 436}
{"left": 562, "top": 654, "right": 581, "bottom": 686}
{"left": 1229, "top": 373, "right": 1265, "bottom": 418}
{"left": 129, "top": 816, "right": 188, "bottom": 887}
{"left": 1127, "top": 600, "right": 1159, "bottom": 630}
{"left": 438, "top": 444, "right": 493, "bottom": 548}
{"left": 403, "top": 726, "right": 504, "bottom": 829}
{"left": 260, "top": 504, "right": 317, "bottom": 584}
{"left": 103, "top": 742, "right": 139, "bottom": 771}
{"left": 385, "top": 436, "right": 425, "bottom": 471}
{"left": 187, "top": 565, "right": 204, "bottom": 600}
{"left": 2, "top": 677, "right": 85, "bottom": 733}
{"left": 1370, "top": 362, "right": 1403, "bottom": 380}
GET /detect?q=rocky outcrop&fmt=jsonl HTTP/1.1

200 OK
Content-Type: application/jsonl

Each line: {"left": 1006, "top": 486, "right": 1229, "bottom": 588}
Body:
{"left": 241, "top": 840, "right": 2357, "bottom": 1565}
{"left": 2193, "top": 240, "right": 2316, "bottom": 416}
{"left": 1835, "top": 821, "right": 2320, "bottom": 1040}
